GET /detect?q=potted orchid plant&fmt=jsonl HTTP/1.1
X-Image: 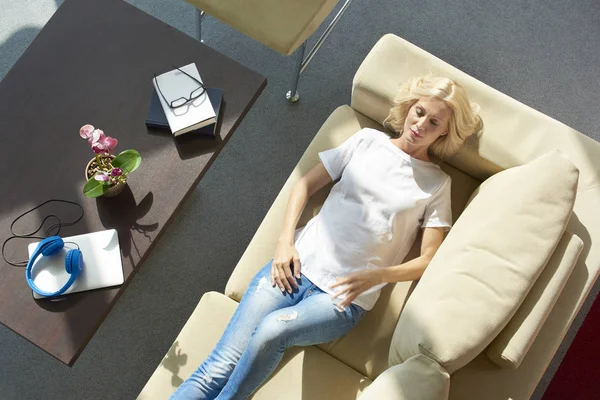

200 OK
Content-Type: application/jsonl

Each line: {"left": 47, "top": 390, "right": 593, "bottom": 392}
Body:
{"left": 80, "top": 124, "right": 142, "bottom": 198}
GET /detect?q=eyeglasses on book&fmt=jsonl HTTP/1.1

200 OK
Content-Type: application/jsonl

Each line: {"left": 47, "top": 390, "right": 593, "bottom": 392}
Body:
{"left": 154, "top": 66, "right": 206, "bottom": 108}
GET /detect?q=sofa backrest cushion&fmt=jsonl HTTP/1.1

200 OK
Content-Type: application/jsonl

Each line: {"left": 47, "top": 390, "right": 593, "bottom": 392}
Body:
{"left": 389, "top": 150, "right": 579, "bottom": 374}
{"left": 352, "top": 34, "right": 599, "bottom": 192}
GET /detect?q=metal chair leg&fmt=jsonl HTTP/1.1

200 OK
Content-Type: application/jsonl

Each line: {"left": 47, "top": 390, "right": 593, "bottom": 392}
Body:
{"left": 286, "top": 41, "right": 306, "bottom": 102}
{"left": 300, "top": 0, "right": 355, "bottom": 75}
{"left": 196, "top": 9, "right": 205, "bottom": 43}
{"left": 286, "top": 0, "right": 355, "bottom": 102}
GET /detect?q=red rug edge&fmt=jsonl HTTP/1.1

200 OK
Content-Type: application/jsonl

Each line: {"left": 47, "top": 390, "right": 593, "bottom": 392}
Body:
{"left": 542, "top": 290, "right": 600, "bottom": 399}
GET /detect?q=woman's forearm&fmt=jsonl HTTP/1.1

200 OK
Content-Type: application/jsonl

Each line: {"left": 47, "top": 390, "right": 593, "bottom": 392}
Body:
{"left": 379, "top": 255, "right": 433, "bottom": 283}
{"left": 278, "top": 183, "right": 310, "bottom": 244}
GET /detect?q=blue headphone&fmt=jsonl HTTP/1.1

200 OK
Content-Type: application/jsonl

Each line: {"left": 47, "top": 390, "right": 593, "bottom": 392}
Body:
{"left": 25, "top": 236, "right": 83, "bottom": 298}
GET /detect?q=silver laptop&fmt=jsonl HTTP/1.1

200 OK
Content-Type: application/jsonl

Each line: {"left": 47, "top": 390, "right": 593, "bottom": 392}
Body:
{"left": 27, "top": 229, "right": 124, "bottom": 299}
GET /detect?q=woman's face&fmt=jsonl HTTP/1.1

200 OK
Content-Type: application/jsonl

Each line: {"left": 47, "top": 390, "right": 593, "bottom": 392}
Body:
{"left": 402, "top": 97, "right": 452, "bottom": 150}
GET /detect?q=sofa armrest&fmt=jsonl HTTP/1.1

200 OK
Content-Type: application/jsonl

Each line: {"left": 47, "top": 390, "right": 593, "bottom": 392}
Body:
{"left": 487, "top": 231, "right": 584, "bottom": 369}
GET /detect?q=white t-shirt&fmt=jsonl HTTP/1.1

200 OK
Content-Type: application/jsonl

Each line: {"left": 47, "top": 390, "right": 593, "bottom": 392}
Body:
{"left": 294, "top": 128, "right": 452, "bottom": 311}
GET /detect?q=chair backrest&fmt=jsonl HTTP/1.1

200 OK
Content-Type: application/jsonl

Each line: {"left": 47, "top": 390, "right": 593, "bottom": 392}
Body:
{"left": 187, "top": 0, "right": 339, "bottom": 55}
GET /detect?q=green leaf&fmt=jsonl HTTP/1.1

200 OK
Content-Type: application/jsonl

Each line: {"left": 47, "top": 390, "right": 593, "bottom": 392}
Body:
{"left": 83, "top": 177, "right": 108, "bottom": 198}
{"left": 112, "top": 149, "right": 142, "bottom": 174}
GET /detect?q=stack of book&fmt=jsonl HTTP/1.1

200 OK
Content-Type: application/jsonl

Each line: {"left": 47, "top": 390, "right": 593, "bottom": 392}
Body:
{"left": 146, "top": 63, "right": 223, "bottom": 137}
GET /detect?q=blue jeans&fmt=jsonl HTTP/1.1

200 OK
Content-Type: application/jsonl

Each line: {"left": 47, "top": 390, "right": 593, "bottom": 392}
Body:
{"left": 170, "top": 260, "right": 365, "bottom": 400}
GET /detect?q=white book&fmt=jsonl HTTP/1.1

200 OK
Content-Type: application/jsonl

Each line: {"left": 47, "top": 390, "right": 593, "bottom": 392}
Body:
{"left": 152, "top": 63, "right": 216, "bottom": 136}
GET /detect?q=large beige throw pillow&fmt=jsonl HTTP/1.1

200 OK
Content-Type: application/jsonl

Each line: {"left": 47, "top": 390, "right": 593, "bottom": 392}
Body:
{"left": 389, "top": 150, "right": 579, "bottom": 374}
{"left": 359, "top": 354, "right": 450, "bottom": 400}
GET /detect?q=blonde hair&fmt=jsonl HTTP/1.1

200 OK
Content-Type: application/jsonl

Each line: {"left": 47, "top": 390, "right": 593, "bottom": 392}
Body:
{"left": 383, "top": 74, "right": 482, "bottom": 159}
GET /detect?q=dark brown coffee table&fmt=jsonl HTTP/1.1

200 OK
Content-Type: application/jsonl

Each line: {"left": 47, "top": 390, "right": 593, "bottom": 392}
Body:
{"left": 0, "top": 0, "right": 266, "bottom": 366}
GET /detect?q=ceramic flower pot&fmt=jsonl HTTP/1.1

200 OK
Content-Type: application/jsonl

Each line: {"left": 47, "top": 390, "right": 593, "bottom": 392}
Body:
{"left": 85, "top": 155, "right": 127, "bottom": 198}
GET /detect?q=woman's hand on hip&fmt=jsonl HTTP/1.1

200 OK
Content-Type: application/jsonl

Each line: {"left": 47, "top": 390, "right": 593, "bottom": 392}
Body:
{"left": 271, "top": 242, "right": 301, "bottom": 294}
{"left": 329, "top": 269, "right": 384, "bottom": 310}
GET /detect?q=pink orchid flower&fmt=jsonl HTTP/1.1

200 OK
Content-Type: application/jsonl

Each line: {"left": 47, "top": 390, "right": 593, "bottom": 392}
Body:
{"left": 94, "top": 172, "right": 110, "bottom": 182}
{"left": 79, "top": 124, "right": 95, "bottom": 141}
{"left": 92, "top": 143, "right": 106, "bottom": 154}
{"left": 89, "top": 133, "right": 118, "bottom": 155}
{"left": 110, "top": 168, "right": 123, "bottom": 177}
{"left": 79, "top": 124, "right": 118, "bottom": 151}
{"left": 80, "top": 124, "right": 118, "bottom": 154}
{"left": 97, "top": 133, "right": 118, "bottom": 151}
{"left": 89, "top": 129, "right": 103, "bottom": 145}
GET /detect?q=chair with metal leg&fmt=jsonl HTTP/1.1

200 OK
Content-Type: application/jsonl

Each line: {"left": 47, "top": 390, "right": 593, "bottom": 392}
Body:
{"left": 186, "top": 0, "right": 355, "bottom": 102}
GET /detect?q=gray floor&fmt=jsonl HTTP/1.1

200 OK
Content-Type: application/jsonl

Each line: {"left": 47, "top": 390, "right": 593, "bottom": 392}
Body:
{"left": 1, "top": 0, "right": 599, "bottom": 399}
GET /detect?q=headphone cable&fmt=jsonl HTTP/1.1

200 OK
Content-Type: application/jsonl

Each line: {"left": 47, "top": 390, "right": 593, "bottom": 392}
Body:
{"left": 2, "top": 199, "right": 84, "bottom": 267}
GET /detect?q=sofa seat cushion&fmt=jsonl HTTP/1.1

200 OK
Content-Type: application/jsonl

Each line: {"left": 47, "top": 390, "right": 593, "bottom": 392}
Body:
{"left": 137, "top": 291, "right": 371, "bottom": 400}
{"left": 390, "top": 150, "right": 579, "bottom": 374}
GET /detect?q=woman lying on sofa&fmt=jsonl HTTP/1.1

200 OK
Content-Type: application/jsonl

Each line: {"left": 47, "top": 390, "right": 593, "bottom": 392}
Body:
{"left": 171, "top": 74, "right": 482, "bottom": 400}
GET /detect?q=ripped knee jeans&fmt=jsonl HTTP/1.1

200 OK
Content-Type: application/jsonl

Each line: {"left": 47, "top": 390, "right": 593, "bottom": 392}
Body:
{"left": 170, "top": 260, "right": 365, "bottom": 400}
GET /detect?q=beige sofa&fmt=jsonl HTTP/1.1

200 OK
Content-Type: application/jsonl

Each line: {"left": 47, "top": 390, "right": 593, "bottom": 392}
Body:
{"left": 139, "top": 34, "right": 600, "bottom": 399}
